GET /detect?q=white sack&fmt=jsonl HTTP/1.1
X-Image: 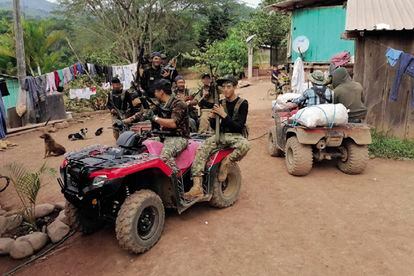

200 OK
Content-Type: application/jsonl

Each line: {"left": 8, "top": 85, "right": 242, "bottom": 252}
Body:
{"left": 291, "top": 104, "right": 348, "bottom": 128}
{"left": 272, "top": 93, "right": 301, "bottom": 111}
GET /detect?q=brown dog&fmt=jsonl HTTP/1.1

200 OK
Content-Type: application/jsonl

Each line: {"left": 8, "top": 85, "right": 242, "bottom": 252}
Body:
{"left": 40, "top": 133, "right": 66, "bottom": 158}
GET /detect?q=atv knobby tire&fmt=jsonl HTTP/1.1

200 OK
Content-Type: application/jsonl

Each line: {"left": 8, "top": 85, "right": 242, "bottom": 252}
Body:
{"left": 64, "top": 201, "right": 79, "bottom": 230}
{"left": 64, "top": 201, "right": 103, "bottom": 234}
{"left": 116, "top": 189, "right": 165, "bottom": 254}
{"left": 268, "top": 127, "right": 283, "bottom": 157}
{"left": 338, "top": 141, "right": 369, "bottom": 175}
{"left": 210, "top": 163, "right": 241, "bottom": 208}
{"left": 285, "top": 136, "right": 313, "bottom": 176}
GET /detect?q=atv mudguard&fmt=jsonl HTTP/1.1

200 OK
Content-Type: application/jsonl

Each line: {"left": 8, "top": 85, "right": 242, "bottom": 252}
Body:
{"left": 286, "top": 124, "right": 372, "bottom": 145}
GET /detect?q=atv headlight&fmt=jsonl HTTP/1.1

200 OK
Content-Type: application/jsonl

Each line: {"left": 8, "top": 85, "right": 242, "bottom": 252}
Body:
{"left": 92, "top": 175, "right": 108, "bottom": 188}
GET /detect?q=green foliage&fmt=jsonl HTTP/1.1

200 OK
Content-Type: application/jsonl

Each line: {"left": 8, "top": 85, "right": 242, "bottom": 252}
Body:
{"left": 4, "top": 162, "right": 56, "bottom": 228}
{"left": 369, "top": 131, "right": 414, "bottom": 160}
{"left": 186, "top": 29, "right": 247, "bottom": 76}
{"left": 64, "top": 75, "right": 108, "bottom": 113}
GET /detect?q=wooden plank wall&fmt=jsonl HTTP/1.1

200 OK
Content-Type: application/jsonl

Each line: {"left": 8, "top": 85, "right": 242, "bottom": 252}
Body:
{"left": 354, "top": 32, "right": 414, "bottom": 139}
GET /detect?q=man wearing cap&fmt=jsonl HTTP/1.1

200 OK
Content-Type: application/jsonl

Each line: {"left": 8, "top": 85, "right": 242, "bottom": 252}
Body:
{"left": 150, "top": 79, "right": 190, "bottom": 171}
{"left": 185, "top": 75, "right": 250, "bottom": 200}
{"left": 289, "top": 70, "right": 332, "bottom": 108}
{"left": 106, "top": 77, "right": 133, "bottom": 139}
{"left": 173, "top": 75, "right": 198, "bottom": 132}
{"left": 193, "top": 73, "right": 216, "bottom": 133}
{"left": 141, "top": 52, "right": 172, "bottom": 99}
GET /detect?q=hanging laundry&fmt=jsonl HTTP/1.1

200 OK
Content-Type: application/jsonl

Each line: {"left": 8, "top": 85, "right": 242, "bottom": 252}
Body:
{"left": 54, "top": 70, "right": 61, "bottom": 89}
{"left": 72, "top": 64, "right": 78, "bottom": 77}
{"left": 46, "top": 72, "right": 57, "bottom": 93}
{"left": 390, "top": 52, "right": 414, "bottom": 106}
{"left": 95, "top": 64, "right": 103, "bottom": 76}
{"left": 69, "top": 87, "right": 94, "bottom": 100}
{"left": 87, "top": 63, "right": 97, "bottom": 77}
{"left": 386, "top": 48, "right": 403, "bottom": 67}
{"left": 331, "top": 51, "right": 351, "bottom": 67}
{"left": 123, "top": 63, "right": 137, "bottom": 89}
{"left": 103, "top": 66, "right": 113, "bottom": 83}
{"left": 62, "top": 67, "right": 73, "bottom": 84}
{"left": 0, "top": 79, "right": 10, "bottom": 97}
{"left": 57, "top": 69, "right": 64, "bottom": 87}
{"left": 0, "top": 92, "right": 7, "bottom": 139}
{"left": 76, "top": 62, "right": 84, "bottom": 75}
{"left": 291, "top": 57, "right": 306, "bottom": 94}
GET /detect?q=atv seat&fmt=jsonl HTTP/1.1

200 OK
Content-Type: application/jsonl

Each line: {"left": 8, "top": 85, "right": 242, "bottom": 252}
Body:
{"left": 143, "top": 139, "right": 201, "bottom": 171}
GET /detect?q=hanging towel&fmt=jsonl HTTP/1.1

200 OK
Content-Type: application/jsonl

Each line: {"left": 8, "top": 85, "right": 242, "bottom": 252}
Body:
{"left": 87, "top": 63, "right": 97, "bottom": 77}
{"left": 46, "top": 72, "right": 57, "bottom": 93}
{"left": 76, "top": 62, "right": 84, "bottom": 75}
{"left": 390, "top": 52, "right": 414, "bottom": 106}
{"left": 62, "top": 67, "right": 73, "bottom": 84}
{"left": 385, "top": 48, "right": 403, "bottom": 67}
{"left": 54, "top": 70, "right": 61, "bottom": 89}
{"left": 291, "top": 57, "right": 306, "bottom": 94}
{"left": 73, "top": 64, "right": 78, "bottom": 77}
{"left": 123, "top": 63, "right": 137, "bottom": 89}
{"left": 57, "top": 69, "right": 64, "bottom": 86}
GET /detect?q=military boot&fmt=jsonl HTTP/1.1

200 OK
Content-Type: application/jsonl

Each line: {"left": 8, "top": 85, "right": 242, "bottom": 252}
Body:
{"left": 218, "top": 156, "right": 231, "bottom": 182}
{"left": 184, "top": 176, "right": 204, "bottom": 200}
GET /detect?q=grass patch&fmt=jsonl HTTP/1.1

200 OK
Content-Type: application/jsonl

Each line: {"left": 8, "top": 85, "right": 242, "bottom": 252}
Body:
{"left": 369, "top": 131, "right": 414, "bottom": 160}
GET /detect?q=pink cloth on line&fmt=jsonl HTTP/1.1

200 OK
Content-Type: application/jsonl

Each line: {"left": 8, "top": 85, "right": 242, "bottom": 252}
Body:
{"left": 46, "top": 72, "right": 57, "bottom": 93}
{"left": 331, "top": 51, "right": 351, "bottom": 67}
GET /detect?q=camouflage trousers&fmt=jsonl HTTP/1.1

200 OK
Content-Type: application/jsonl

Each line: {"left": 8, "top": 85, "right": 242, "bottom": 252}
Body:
{"left": 160, "top": 137, "right": 188, "bottom": 173}
{"left": 198, "top": 109, "right": 212, "bottom": 134}
{"left": 192, "top": 133, "right": 250, "bottom": 177}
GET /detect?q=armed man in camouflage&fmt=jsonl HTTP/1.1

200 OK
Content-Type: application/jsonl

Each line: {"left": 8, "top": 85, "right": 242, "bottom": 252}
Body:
{"left": 149, "top": 79, "right": 190, "bottom": 172}
{"left": 185, "top": 75, "right": 250, "bottom": 200}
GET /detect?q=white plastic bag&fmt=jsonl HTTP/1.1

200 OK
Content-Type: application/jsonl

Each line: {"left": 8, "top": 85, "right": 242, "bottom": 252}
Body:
{"left": 272, "top": 93, "right": 301, "bottom": 111}
{"left": 16, "top": 87, "right": 27, "bottom": 117}
{"left": 291, "top": 104, "right": 349, "bottom": 128}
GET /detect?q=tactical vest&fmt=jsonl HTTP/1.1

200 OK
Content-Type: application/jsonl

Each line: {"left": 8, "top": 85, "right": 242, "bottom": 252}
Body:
{"left": 221, "top": 97, "right": 249, "bottom": 138}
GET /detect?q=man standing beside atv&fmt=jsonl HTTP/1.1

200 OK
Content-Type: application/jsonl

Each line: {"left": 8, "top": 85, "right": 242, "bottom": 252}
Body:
{"left": 107, "top": 77, "right": 133, "bottom": 139}
{"left": 185, "top": 75, "right": 250, "bottom": 200}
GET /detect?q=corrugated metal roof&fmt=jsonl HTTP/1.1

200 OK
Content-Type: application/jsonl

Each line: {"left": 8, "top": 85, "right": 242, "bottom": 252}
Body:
{"left": 346, "top": 0, "right": 414, "bottom": 31}
{"left": 269, "top": 0, "right": 344, "bottom": 11}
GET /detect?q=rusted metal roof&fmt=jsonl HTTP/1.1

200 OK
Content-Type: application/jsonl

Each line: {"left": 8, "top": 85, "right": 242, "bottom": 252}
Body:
{"left": 345, "top": 0, "right": 414, "bottom": 31}
{"left": 269, "top": 0, "right": 344, "bottom": 11}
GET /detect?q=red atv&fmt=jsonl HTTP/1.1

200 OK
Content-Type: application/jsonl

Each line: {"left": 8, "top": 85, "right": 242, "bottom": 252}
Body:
{"left": 59, "top": 129, "right": 242, "bottom": 254}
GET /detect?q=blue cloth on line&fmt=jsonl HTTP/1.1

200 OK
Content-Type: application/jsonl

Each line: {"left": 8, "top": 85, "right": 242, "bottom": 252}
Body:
{"left": 386, "top": 47, "right": 403, "bottom": 67}
{"left": 390, "top": 52, "right": 414, "bottom": 107}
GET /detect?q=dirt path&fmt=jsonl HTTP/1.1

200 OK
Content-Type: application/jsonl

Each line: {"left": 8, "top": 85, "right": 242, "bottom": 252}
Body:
{"left": 1, "top": 80, "right": 414, "bottom": 275}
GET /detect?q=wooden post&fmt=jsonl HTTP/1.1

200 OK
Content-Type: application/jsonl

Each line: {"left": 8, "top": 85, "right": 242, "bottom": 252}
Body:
{"left": 12, "top": 0, "right": 26, "bottom": 86}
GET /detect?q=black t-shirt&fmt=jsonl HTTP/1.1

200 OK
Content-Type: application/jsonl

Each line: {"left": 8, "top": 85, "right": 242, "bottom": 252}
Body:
{"left": 142, "top": 66, "right": 162, "bottom": 98}
{"left": 106, "top": 90, "right": 133, "bottom": 116}
{"left": 210, "top": 97, "right": 248, "bottom": 134}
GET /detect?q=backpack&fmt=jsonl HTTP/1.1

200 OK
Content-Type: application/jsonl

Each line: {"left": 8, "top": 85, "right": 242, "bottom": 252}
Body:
{"left": 312, "top": 85, "right": 328, "bottom": 104}
{"left": 222, "top": 97, "right": 249, "bottom": 138}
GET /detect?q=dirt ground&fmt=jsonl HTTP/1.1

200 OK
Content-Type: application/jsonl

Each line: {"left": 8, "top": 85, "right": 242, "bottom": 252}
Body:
{"left": 1, "top": 80, "right": 414, "bottom": 275}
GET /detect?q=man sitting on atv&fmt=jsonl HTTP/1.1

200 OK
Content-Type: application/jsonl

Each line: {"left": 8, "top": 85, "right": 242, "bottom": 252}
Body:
{"left": 185, "top": 75, "right": 251, "bottom": 200}
{"left": 331, "top": 67, "right": 367, "bottom": 123}
{"left": 148, "top": 79, "right": 190, "bottom": 171}
{"left": 288, "top": 70, "right": 332, "bottom": 108}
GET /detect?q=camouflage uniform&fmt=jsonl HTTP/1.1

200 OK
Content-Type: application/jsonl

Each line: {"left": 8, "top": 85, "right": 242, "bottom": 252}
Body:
{"left": 191, "top": 133, "right": 250, "bottom": 176}
{"left": 158, "top": 96, "right": 190, "bottom": 172}
{"left": 194, "top": 85, "right": 216, "bottom": 133}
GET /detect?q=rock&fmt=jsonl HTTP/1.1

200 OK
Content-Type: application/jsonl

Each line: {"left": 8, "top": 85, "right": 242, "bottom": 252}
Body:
{"left": 17, "top": 232, "right": 48, "bottom": 251}
{"left": 55, "top": 121, "right": 69, "bottom": 129}
{"left": 35, "top": 203, "right": 55, "bottom": 218}
{"left": 0, "top": 216, "right": 7, "bottom": 235}
{"left": 56, "top": 210, "right": 67, "bottom": 224}
{"left": 6, "top": 214, "right": 23, "bottom": 231}
{"left": 47, "top": 127, "right": 57, "bottom": 133}
{"left": 0, "top": 237, "right": 14, "bottom": 255}
{"left": 47, "top": 220, "right": 70, "bottom": 243}
{"left": 77, "top": 119, "right": 85, "bottom": 123}
{"left": 9, "top": 240, "right": 34, "bottom": 259}
{"left": 54, "top": 201, "right": 66, "bottom": 210}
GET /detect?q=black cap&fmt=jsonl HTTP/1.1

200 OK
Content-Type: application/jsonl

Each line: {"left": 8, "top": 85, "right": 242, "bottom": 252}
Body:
{"left": 153, "top": 79, "right": 172, "bottom": 94}
{"left": 151, "top": 52, "right": 161, "bottom": 58}
{"left": 217, "top": 75, "right": 238, "bottom": 86}
{"left": 201, "top": 73, "right": 211, "bottom": 79}
{"left": 111, "top": 77, "right": 121, "bottom": 84}
{"left": 174, "top": 75, "right": 184, "bottom": 82}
